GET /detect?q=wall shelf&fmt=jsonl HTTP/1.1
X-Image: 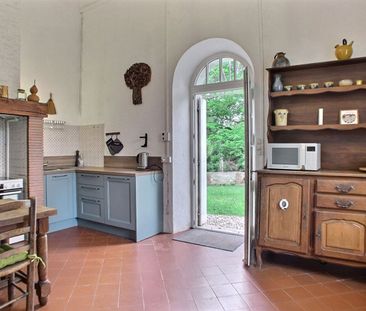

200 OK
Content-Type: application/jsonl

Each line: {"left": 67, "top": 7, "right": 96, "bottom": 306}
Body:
{"left": 270, "top": 85, "right": 366, "bottom": 98}
{"left": 270, "top": 123, "right": 366, "bottom": 132}
{"left": 0, "top": 97, "right": 48, "bottom": 117}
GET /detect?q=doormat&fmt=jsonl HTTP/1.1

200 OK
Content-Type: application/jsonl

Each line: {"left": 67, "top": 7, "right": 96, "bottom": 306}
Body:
{"left": 173, "top": 229, "right": 243, "bottom": 252}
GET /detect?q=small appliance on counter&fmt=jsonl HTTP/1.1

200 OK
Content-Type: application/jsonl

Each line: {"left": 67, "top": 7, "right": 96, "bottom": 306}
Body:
{"left": 136, "top": 152, "right": 149, "bottom": 170}
{"left": 267, "top": 143, "right": 321, "bottom": 171}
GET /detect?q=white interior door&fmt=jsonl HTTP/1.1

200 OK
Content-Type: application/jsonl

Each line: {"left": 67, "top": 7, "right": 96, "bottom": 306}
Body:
{"left": 244, "top": 68, "right": 256, "bottom": 266}
{"left": 197, "top": 96, "right": 207, "bottom": 226}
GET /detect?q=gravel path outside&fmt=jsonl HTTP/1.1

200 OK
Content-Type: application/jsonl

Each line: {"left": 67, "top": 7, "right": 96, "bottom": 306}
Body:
{"left": 200, "top": 214, "right": 244, "bottom": 235}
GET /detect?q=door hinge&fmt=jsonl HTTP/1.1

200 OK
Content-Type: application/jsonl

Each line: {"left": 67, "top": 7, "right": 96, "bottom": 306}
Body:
{"left": 193, "top": 179, "right": 196, "bottom": 186}
{"left": 316, "top": 227, "right": 321, "bottom": 238}
{"left": 250, "top": 87, "right": 254, "bottom": 99}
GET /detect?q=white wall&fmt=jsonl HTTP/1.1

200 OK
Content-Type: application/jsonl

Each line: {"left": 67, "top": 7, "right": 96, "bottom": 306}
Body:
{"left": 80, "top": 0, "right": 166, "bottom": 157}
{"left": 20, "top": 0, "right": 81, "bottom": 125}
{"left": 0, "top": 0, "right": 20, "bottom": 98}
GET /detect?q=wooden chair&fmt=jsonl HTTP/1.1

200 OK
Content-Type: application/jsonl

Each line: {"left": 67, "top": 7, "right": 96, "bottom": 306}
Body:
{"left": 0, "top": 197, "right": 37, "bottom": 311}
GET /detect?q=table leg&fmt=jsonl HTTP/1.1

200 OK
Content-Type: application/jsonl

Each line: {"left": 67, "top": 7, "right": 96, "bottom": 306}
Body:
{"left": 35, "top": 218, "right": 51, "bottom": 306}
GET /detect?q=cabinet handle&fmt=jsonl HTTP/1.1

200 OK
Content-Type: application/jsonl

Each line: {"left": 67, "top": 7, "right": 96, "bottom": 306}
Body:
{"left": 278, "top": 199, "right": 289, "bottom": 210}
{"left": 335, "top": 184, "right": 354, "bottom": 193}
{"left": 81, "top": 174, "right": 100, "bottom": 178}
{"left": 107, "top": 176, "right": 130, "bottom": 181}
{"left": 80, "top": 185, "right": 100, "bottom": 191}
{"left": 335, "top": 199, "right": 354, "bottom": 209}
{"left": 52, "top": 174, "right": 68, "bottom": 178}
{"left": 81, "top": 198, "right": 100, "bottom": 204}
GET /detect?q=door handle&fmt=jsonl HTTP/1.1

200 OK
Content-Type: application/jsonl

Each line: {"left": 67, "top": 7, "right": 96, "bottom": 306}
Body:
{"left": 52, "top": 174, "right": 68, "bottom": 178}
{"left": 278, "top": 199, "right": 289, "bottom": 210}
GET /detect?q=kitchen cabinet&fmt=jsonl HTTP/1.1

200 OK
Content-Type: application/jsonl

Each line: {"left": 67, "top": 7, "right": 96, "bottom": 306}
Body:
{"left": 45, "top": 173, "right": 77, "bottom": 232}
{"left": 257, "top": 57, "right": 366, "bottom": 268}
{"left": 257, "top": 171, "right": 366, "bottom": 268}
{"left": 315, "top": 177, "right": 366, "bottom": 264}
{"left": 258, "top": 176, "right": 310, "bottom": 256}
{"left": 76, "top": 172, "right": 162, "bottom": 241}
{"left": 105, "top": 175, "right": 136, "bottom": 230}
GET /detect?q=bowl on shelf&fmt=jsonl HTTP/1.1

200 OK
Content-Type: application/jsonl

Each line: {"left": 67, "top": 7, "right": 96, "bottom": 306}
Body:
{"left": 339, "top": 79, "right": 353, "bottom": 86}
{"left": 296, "top": 84, "right": 306, "bottom": 90}
{"left": 284, "top": 85, "right": 293, "bottom": 91}
{"left": 309, "top": 83, "right": 319, "bottom": 89}
{"left": 324, "top": 81, "right": 334, "bottom": 88}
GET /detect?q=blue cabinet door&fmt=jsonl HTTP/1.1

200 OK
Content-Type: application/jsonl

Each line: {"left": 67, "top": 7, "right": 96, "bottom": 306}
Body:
{"left": 104, "top": 175, "right": 136, "bottom": 230}
{"left": 46, "top": 173, "right": 76, "bottom": 225}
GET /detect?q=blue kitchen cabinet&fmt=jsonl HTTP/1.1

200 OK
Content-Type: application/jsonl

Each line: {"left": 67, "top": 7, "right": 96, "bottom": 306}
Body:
{"left": 105, "top": 175, "right": 136, "bottom": 230}
{"left": 45, "top": 173, "right": 77, "bottom": 232}
{"left": 77, "top": 174, "right": 105, "bottom": 223}
{"left": 77, "top": 172, "right": 163, "bottom": 241}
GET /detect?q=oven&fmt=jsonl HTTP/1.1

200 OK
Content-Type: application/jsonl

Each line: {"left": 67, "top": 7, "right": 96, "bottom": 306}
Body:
{"left": 0, "top": 178, "right": 24, "bottom": 200}
{"left": 0, "top": 178, "right": 25, "bottom": 244}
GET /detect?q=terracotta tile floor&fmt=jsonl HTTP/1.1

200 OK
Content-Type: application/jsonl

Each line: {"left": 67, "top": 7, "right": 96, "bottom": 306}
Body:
{"left": 3, "top": 227, "right": 366, "bottom": 310}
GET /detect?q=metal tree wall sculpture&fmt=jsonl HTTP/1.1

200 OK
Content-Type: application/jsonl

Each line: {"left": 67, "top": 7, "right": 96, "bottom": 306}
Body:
{"left": 124, "top": 63, "right": 151, "bottom": 105}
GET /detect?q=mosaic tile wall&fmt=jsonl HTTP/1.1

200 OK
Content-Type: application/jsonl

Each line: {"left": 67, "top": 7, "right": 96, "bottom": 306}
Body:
{"left": 44, "top": 123, "right": 104, "bottom": 167}
{"left": 80, "top": 124, "right": 104, "bottom": 167}
{"left": 43, "top": 124, "right": 80, "bottom": 157}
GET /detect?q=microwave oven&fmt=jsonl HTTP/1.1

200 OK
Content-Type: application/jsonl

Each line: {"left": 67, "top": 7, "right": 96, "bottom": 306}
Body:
{"left": 267, "top": 143, "right": 321, "bottom": 171}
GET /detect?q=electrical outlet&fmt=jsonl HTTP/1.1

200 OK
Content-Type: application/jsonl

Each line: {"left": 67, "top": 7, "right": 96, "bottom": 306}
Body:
{"left": 161, "top": 156, "right": 172, "bottom": 163}
{"left": 161, "top": 132, "right": 171, "bottom": 142}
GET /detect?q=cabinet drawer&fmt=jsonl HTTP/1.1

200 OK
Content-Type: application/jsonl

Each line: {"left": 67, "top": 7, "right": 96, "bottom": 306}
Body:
{"left": 77, "top": 173, "right": 103, "bottom": 186}
{"left": 316, "top": 194, "right": 366, "bottom": 212}
{"left": 78, "top": 184, "right": 104, "bottom": 199}
{"left": 78, "top": 196, "right": 105, "bottom": 223}
{"left": 317, "top": 179, "right": 366, "bottom": 196}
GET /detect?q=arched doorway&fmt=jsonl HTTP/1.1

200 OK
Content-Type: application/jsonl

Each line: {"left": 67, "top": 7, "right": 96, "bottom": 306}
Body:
{"left": 170, "top": 38, "right": 256, "bottom": 265}
{"left": 191, "top": 53, "right": 248, "bottom": 235}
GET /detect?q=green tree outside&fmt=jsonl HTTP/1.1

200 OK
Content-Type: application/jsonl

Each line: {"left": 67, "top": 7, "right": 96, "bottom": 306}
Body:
{"left": 204, "top": 89, "right": 245, "bottom": 172}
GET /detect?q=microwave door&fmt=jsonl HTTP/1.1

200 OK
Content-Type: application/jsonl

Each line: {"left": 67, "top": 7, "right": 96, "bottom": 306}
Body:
{"left": 270, "top": 146, "right": 302, "bottom": 170}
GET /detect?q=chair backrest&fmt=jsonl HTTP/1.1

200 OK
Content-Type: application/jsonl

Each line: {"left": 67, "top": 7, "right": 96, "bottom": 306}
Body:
{"left": 0, "top": 197, "right": 37, "bottom": 261}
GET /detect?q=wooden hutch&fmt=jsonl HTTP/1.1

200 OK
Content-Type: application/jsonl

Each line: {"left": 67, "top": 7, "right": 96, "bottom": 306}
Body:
{"left": 256, "top": 57, "right": 366, "bottom": 267}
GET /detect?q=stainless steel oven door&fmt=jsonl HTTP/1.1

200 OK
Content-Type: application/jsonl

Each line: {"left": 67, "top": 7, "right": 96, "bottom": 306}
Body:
{"left": 0, "top": 189, "right": 22, "bottom": 200}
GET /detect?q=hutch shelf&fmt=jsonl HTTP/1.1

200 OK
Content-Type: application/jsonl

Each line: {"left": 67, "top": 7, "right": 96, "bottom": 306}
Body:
{"left": 256, "top": 57, "right": 366, "bottom": 268}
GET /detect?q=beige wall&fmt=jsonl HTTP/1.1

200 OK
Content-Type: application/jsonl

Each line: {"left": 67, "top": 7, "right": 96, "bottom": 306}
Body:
{"left": 80, "top": 0, "right": 167, "bottom": 157}
{"left": 20, "top": 0, "right": 82, "bottom": 125}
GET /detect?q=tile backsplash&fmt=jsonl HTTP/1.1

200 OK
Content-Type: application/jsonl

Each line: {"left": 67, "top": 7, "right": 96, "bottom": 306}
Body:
{"left": 43, "top": 124, "right": 80, "bottom": 156}
{"left": 80, "top": 124, "right": 104, "bottom": 167}
{"left": 43, "top": 122, "right": 104, "bottom": 167}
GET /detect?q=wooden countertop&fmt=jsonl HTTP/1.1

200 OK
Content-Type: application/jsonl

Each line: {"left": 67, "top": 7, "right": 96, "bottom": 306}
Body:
{"left": 257, "top": 169, "right": 366, "bottom": 178}
{"left": 0, "top": 206, "right": 57, "bottom": 227}
{"left": 44, "top": 166, "right": 162, "bottom": 176}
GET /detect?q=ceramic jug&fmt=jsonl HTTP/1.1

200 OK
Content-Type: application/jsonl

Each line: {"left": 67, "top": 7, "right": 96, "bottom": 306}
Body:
{"left": 272, "top": 52, "right": 290, "bottom": 67}
{"left": 274, "top": 109, "right": 288, "bottom": 126}
{"left": 335, "top": 39, "right": 353, "bottom": 60}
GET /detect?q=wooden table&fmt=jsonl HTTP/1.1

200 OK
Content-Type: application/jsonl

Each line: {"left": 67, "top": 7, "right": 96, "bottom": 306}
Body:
{"left": 0, "top": 206, "right": 57, "bottom": 306}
